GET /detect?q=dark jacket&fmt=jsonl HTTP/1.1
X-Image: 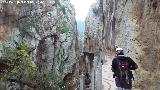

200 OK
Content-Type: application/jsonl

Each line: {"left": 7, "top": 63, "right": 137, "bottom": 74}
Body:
{"left": 112, "top": 56, "right": 138, "bottom": 78}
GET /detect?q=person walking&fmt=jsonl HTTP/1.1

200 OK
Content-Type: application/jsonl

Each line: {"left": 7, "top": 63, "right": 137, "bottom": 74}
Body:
{"left": 112, "top": 48, "right": 138, "bottom": 90}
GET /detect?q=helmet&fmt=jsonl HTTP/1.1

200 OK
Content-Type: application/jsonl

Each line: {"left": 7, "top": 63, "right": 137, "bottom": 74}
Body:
{"left": 116, "top": 48, "right": 123, "bottom": 51}
{"left": 116, "top": 48, "right": 124, "bottom": 56}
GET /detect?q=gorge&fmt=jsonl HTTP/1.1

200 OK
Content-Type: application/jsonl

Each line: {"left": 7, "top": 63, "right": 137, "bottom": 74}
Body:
{"left": 0, "top": 0, "right": 160, "bottom": 90}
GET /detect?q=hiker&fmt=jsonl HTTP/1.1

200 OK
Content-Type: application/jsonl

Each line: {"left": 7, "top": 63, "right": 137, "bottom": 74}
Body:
{"left": 112, "top": 48, "right": 138, "bottom": 90}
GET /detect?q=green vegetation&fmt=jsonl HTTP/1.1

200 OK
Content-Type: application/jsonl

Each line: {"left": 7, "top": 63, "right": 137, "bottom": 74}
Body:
{"left": 55, "top": 47, "right": 66, "bottom": 74}
{"left": 55, "top": 0, "right": 67, "bottom": 14}
{"left": 0, "top": 0, "right": 75, "bottom": 89}
{"left": 57, "top": 23, "right": 71, "bottom": 34}
{"left": 92, "top": 6, "right": 99, "bottom": 16}
{"left": 55, "top": 48, "right": 63, "bottom": 65}
{"left": 1, "top": 41, "right": 32, "bottom": 79}
{"left": 60, "top": 6, "right": 66, "bottom": 14}
{"left": 1, "top": 41, "right": 64, "bottom": 89}
{"left": 35, "top": 70, "right": 64, "bottom": 90}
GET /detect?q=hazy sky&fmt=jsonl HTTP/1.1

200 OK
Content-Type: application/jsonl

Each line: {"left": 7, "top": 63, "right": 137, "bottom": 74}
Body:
{"left": 70, "top": 0, "right": 96, "bottom": 21}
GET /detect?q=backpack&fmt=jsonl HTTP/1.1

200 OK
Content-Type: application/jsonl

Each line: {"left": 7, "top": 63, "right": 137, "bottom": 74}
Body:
{"left": 117, "top": 59, "right": 131, "bottom": 84}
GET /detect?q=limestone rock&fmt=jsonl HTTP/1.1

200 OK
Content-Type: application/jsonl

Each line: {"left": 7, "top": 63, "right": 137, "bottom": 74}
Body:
{"left": 85, "top": 0, "right": 160, "bottom": 89}
{"left": 0, "top": 0, "right": 79, "bottom": 89}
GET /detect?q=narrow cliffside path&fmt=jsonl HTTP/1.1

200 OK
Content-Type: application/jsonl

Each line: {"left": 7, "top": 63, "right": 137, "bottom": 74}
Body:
{"left": 102, "top": 53, "right": 140, "bottom": 90}
{"left": 102, "top": 53, "right": 116, "bottom": 90}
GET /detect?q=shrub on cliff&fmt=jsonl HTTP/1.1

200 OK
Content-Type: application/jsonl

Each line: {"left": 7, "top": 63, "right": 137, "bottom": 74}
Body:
{"left": 1, "top": 41, "right": 64, "bottom": 89}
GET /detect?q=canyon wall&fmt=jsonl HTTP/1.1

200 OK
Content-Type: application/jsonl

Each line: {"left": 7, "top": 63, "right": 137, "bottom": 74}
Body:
{"left": 85, "top": 0, "right": 160, "bottom": 89}
{"left": 0, "top": 0, "right": 79, "bottom": 89}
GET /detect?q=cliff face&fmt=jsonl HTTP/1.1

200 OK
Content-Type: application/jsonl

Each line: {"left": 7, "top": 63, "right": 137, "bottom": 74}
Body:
{"left": 132, "top": 1, "right": 160, "bottom": 89}
{"left": 84, "top": 3, "right": 104, "bottom": 53}
{"left": 85, "top": 0, "right": 160, "bottom": 89}
{"left": 0, "top": 0, "right": 79, "bottom": 89}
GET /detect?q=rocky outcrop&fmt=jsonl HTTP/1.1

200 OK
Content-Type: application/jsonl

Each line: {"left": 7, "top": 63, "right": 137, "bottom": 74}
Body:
{"left": 0, "top": 0, "right": 79, "bottom": 89}
{"left": 85, "top": 0, "right": 160, "bottom": 89}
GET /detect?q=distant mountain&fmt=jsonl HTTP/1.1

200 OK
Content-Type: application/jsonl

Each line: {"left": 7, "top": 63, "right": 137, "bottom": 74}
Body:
{"left": 77, "top": 21, "right": 85, "bottom": 36}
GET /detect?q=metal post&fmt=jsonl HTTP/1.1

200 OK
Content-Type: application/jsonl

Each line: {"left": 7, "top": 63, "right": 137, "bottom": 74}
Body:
{"left": 91, "top": 68, "right": 94, "bottom": 90}
{"left": 99, "top": 53, "right": 102, "bottom": 90}
{"left": 80, "top": 74, "right": 85, "bottom": 90}
{"left": 96, "top": 64, "right": 101, "bottom": 90}
{"left": 99, "top": 61, "right": 102, "bottom": 90}
{"left": 91, "top": 59, "right": 95, "bottom": 90}
{"left": 96, "top": 53, "right": 102, "bottom": 90}
{"left": 93, "top": 55, "right": 96, "bottom": 90}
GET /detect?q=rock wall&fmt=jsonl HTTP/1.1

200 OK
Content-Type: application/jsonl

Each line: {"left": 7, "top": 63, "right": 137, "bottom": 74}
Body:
{"left": 84, "top": 3, "right": 104, "bottom": 53}
{"left": 131, "top": 1, "right": 160, "bottom": 89}
{"left": 0, "top": 0, "right": 79, "bottom": 89}
{"left": 83, "top": 2, "right": 106, "bottom": 90}
{"left": 85, "top": 0, "right": 160, "bottom": 89}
